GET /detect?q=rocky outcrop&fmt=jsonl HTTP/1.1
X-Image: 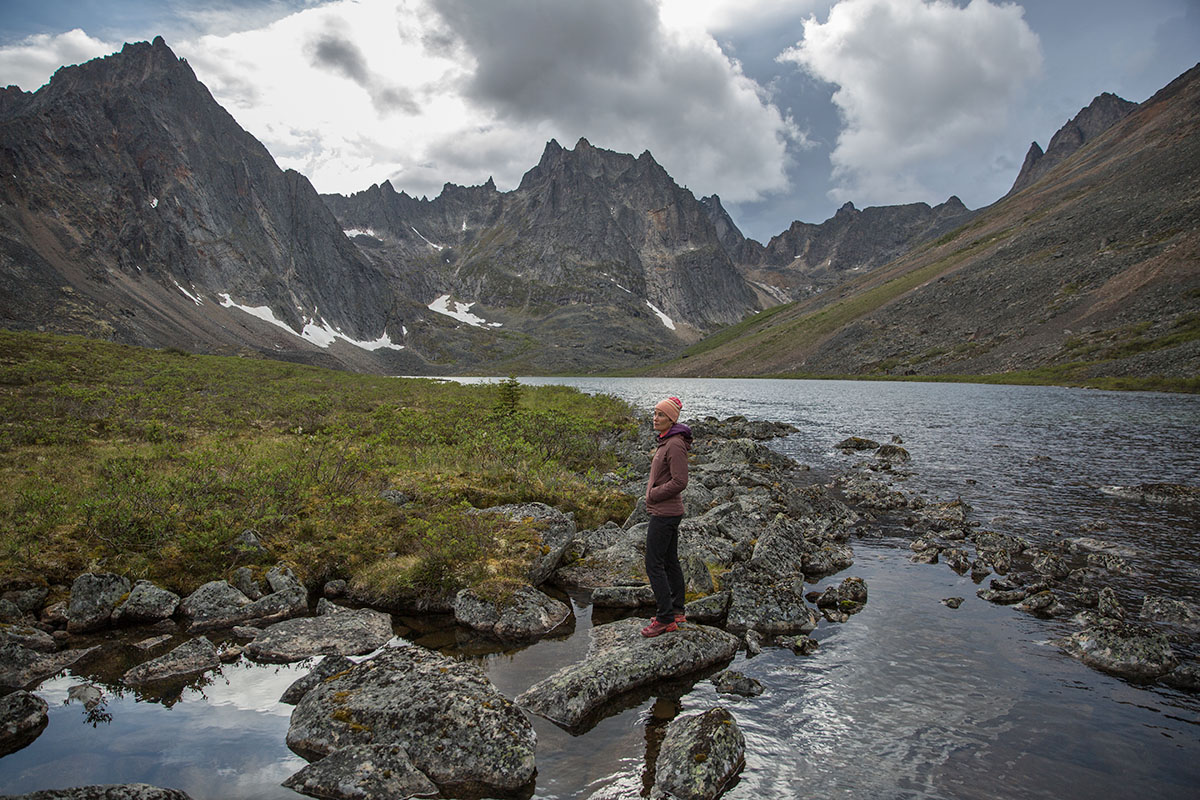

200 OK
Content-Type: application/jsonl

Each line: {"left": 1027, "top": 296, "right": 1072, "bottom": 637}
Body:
{"left": 651, "top": 707, "right": 745, "bottom": 800}
{"left": 286, "top": 645, "right": 536, "bottom": 795}
{"left": 122, "top": 636, "right": 220, "bottom": 687}
{"left": 0, "top": 689, "right": 48, "bottom": 756}
{"left": 244, "top": 607, "right": 394, "bottom": 663}
{"left": 453, "top": 584, "right": 570, "bottom": 639}
{"left": 1007, "top": 91, "right": 1137, "bottom": 195}
{"left": 517, "top": 618, "right": 739, "bottom": 729}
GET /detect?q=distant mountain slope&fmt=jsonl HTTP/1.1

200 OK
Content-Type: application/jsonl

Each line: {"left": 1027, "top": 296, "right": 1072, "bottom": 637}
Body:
{"left": 0, "top": 37, "right": 425, "bottom": 373}
{"left": 661, "top": 64, "right": 1200, "bottom": 383}
{"left": 323, "top": 138, "right": 761, "bottom": 373}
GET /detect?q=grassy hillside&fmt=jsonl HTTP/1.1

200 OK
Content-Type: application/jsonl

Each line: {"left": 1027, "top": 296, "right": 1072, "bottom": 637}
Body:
{"left": 0, "top": 330, "right": 637, "bottom": 598}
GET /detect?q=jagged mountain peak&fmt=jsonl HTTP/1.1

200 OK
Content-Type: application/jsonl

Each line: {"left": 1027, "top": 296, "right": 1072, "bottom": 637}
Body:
{"left": 1007, "top": 88, "right": 1137, "bottom": 196}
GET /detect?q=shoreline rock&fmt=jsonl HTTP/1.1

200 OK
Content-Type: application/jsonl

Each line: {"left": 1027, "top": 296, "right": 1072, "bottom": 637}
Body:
{"left": 517, "top": 618, "right": 739, "bottom": 730}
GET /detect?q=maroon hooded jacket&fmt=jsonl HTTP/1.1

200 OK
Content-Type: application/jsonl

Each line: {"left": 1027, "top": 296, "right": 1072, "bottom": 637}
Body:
{"left": 646, "top": 423, "right": 693, "bottom": 517}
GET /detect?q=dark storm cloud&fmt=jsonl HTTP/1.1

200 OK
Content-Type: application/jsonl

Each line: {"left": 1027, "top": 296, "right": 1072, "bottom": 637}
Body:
{"left": 307, "top": 30, "right": 418, "bottom": 114}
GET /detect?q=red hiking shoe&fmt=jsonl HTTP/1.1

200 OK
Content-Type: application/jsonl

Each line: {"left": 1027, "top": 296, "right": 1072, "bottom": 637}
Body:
{"left": 641, "top": 619, "right": 678, "bottom": 637}
{"left": 674, "top": 613, "right": 687, "bottom": 625}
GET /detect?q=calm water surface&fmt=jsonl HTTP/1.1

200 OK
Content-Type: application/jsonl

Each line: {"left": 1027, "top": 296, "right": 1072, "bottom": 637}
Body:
{"left": 3, "top": 379, "right": 1198, "bottom": 799}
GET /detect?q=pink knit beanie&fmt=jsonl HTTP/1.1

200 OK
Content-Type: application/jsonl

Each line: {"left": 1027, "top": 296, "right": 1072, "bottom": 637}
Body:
{"left": 655, "top": 396, "right": 683, "bottom": 423}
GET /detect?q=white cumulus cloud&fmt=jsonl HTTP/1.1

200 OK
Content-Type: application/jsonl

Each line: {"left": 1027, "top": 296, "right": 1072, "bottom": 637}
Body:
{"left": 779, "top": 0, "right": 1042, "bottom": 206}
{"left": 0, "top": 29, "right": 117, "bottom": 92}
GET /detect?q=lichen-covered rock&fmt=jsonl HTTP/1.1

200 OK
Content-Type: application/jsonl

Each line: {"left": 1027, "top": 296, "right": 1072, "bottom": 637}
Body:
{"left": 1140, "top": 596, "right": 1200, "bottom": 630}
{"left": 0, "top": 643, "right": 99, "bottom": 693}
{"left": 122, "top": 636, "right": 220, "bottom": 687}
{"left": 244, "top": 608, "right": 393, "bottom": 663}
{"left": 1059, "top": 622, "right": 1178, "bottom": 680}
{"left": 0, "top": 622, "right": 57, "bottom": 652}
{"left": 1, "top": 784, "right": 194, "bottom": 799}
{"left": 182, "top": 568, "right": 308, "bottom": 632}
{"left": 874, "top": 444, "right": 911, "bottom": 465}
{"left": 112, "top": 580, "right": 180, "bottom": 625}
{"left": 0, "top": 689, "right": 48, "bottom": 756}
{"left": 590, "top": 584, "right": 655, "bottom": 608}
{"left": 67, "top": 573, "right": 131, "bottom": 633}
{"left": 517, "top": 619, "right": 739, "bottom": 729}
{"left": 280, "top": 655, "right": 356, "bottom": 705}
{"left": 282, "top": 743, "right": 439, "bottom": 800}
{"left": 651, "top": 707, "right": 745, "bottom": 800}
{"left": 454, "top": 584, "right": 570, "bottom": 639}
{"left": 1097, "top": 587, "right": 1125, "bottom": 620}
{"left": 837, "top": 436, "right": 879, "bottom": 452}
{"left": 710, "top": 670, "right": 763, "bottom": 697}
{"left": 776, "top": 634, "right": 820, "bottom": 655}
{"left": 286, "top": 645, "right": 536, "bottom": 795}
{"left": 685, "top": 591, "right": 731, "bottom": 625}
{"left": 2, "top": 587, "right": 49, "bottom": 615}
{"left": 723, "top": 568, "right": 818, "bottom": 636}
{"left": 179, "top": 581, "right": 251, "bottom": 629}
{"left": 1031, "top": 552, "right": 1071, "bottom": 580}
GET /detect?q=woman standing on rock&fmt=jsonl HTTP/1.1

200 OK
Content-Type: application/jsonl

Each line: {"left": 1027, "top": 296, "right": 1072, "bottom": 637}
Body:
{"left": 642, "top": 396, "right": 692, "bottom": 637}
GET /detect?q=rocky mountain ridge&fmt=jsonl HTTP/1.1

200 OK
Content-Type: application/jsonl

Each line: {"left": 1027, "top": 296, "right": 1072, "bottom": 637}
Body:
{"left": 0, "top": 37, "right": 426, "bottom": 374}
{"left": 660, "top": 64, "right": 1200, "bottom": 384}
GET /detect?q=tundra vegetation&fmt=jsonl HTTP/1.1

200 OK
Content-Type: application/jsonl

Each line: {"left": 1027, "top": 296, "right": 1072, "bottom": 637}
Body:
{"left": 0, "top": 330, "right": 636, "bottom": 600}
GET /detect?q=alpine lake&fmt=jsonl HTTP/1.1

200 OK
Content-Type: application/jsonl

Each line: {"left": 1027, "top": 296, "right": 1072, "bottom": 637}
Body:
{"left": 3, "top": 378, "right": 1198, "bottom": 799}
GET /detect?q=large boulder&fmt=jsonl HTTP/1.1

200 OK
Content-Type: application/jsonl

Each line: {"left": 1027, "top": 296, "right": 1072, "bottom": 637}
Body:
{"left": 286, "top": 645, "right": 536, "bottom": 795}
{"left": 652, "top": 707, "right": 745, "bottom": 800}
{"left": 468, "top": 502, "right": 577, "bottom": 586}
{"left": 244, "top": 608, "right": 393, "bottom": 663}
{"left": 112, "top": 580, "right": 180, "bottom": 625}
{"left": 67, "top": 573, "right": 131, "bottom": 633}
{"left": 0, "top": 786, "right": 193, "bottom": 799}
{"left": 453, "top": 584, "right": 570, "bottom": 639}
{"left": 282, "top": 744, "right": 439, "bottom": 800}
{"left": 517, "top": 619, "right": 739, "bottom": 729}
{"left": 122, "top": 637, "right": 220, "bottom": 687}
{"left": 0, "top": 689, "right": 48, "bottom": 756}
{"left": 0, "top": 643, "right": 99, "bottom": 693}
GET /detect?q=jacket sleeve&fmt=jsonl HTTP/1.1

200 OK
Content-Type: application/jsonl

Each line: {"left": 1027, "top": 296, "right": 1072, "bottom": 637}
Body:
{"left": 647, "top": 438, "right": 688, "bottom": 502}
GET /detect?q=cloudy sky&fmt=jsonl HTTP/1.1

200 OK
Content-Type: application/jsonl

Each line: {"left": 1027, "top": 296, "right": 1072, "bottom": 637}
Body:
{"left": 1, "top": 0, "right": 1196, "bottom": 241}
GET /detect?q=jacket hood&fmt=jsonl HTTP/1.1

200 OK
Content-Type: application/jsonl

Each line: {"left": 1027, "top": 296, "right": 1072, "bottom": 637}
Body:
{"left": 657, "top": 422, "right": 693, "bottom": 448}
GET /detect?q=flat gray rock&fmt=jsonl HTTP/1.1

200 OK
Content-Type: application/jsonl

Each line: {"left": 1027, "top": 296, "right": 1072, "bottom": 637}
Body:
{"left": 282, "top": 744, "right": 438, "bottom": 800}
{"left": 517, "top": 618, "right": 740, "bottom": 729}
{"left": 652, "top": 707, "right": 745, "bottom": 800}
{"left": 0, "top": 689, "right": 48, "bottom": 756}
{"left": 1059, "top": 621, "right": 1179, "bottom": 680}
{"left": 122, "top": 637, "right": 219, "bottom": 687}
{"left": 286, "top": 645, "right": 536, "bottom": 795}
{"left": 245, "top": 608, "right": 393, "bottom": 663}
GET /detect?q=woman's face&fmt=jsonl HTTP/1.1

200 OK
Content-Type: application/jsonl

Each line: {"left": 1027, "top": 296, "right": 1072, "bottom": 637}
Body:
{"left": 653, "top": 408, "right": 672, "bottom": 434}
